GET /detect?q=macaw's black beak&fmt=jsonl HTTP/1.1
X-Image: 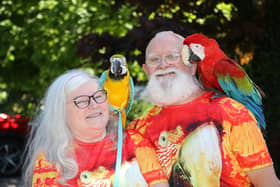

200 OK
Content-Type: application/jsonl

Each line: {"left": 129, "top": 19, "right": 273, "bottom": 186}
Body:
{"left": 188, "top": 48, "right": 201, "bottom": 64}
{"left": 112, "top": 59, "right": 122, "bottom": 77}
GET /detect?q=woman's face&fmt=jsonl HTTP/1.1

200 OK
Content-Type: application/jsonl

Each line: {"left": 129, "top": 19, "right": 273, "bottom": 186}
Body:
{"left": 66, "top": 80, "right": 109, "bottom": 142}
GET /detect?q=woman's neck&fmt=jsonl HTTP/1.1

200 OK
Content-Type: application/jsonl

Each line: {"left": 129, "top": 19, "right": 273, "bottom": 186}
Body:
{"left": 75, "top": 129, "right": 107, "bottom": 143}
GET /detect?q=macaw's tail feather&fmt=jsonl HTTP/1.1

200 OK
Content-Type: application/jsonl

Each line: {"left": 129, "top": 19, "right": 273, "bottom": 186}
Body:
{"left": 240, "top": 95, "right": 266, "bottom": 132}
{"left": 113, "top": 110, "right": 123, "bottom": 187}
{"left": 255, "top": 84, "right": 266, "bottom": 98}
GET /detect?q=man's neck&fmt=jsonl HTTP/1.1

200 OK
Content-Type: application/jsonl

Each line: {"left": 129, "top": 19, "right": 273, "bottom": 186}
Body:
{"left": 168, "top": 88, "right": 206, "bottom": 106}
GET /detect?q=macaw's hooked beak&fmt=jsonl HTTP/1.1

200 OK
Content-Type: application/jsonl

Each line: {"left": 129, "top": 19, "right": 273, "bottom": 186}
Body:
{"left": 188, "top": 48, "right": 202, "bottom": 64}
{"left": 109, "top": 54, "right": 127, "bottom": 80}
{"left": 111, "top": 58, "right": 122, "bottom": 77}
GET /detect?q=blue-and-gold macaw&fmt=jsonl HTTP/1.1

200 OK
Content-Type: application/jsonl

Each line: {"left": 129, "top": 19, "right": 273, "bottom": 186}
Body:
{"left": 99, "top": 54, "right": 134, "bottom": 187}
{"left": 99, "top": 54, "right": 134, "bottom": 128}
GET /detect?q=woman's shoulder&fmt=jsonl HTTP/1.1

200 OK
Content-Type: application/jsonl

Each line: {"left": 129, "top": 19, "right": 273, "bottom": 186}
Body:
{"left": 32, "top": 152, "right": 60, "bottom": 186}
{"left": 34, "top": 152, "right": 57, "bottom": 171}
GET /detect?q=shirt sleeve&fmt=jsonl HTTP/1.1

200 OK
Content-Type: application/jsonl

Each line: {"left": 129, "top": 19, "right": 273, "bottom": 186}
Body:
{"left": 221, "top": 99, "right": 273, "bottom": 172}
{"left": 32, "top": 153, "right": 60, "bottom": 187}
{"left": 126, "top": 129, "right": 168, "bottom": 186}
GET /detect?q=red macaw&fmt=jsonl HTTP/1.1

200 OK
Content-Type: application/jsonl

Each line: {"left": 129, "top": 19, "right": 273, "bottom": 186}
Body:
{"left": 182, "top": 33, "right": 266, "bottom": 131}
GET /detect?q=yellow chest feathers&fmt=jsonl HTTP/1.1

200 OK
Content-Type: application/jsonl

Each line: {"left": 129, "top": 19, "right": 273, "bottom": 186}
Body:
{"left": 104, "top": 74, "right": 130, "bottom": 110}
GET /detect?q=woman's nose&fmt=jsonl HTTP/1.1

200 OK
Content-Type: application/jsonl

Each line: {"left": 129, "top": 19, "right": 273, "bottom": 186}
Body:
{"left": 88, "top": 97, "right": 98, "bottom": 109}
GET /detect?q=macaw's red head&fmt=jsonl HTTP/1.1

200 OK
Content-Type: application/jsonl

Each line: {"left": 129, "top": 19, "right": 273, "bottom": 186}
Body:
{"left": 182, "top": 33, "right": 225, "bottom": 66}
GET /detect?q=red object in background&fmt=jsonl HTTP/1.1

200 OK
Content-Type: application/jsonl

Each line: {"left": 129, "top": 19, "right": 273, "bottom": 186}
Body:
{"left": 0, "top": 113, "right": 29, "bottom": 134}
{"left": 0, "top": 113, "right": 30, "bottom": 176}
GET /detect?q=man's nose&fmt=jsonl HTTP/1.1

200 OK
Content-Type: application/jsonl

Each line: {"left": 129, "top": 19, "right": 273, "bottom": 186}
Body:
{"left": 158, "top": 57, "right": 171, "bottom": 68}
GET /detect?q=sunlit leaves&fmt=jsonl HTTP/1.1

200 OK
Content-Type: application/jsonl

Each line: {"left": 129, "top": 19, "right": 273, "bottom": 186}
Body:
{"left": 0, "top": 0, "right": 139, "bottom": 116}
{"left": 129, "top": 60, "right": 147, "bottom": 82}
{"left": 0, "top": 83, "right": 8, "bottom": 103}
{"left": 214, "top": 2, "right": 237, "bottom": 21}
{"left": 38, "top": 0, "right": 58, "bottom": 10}
{"left": 182, "top": 11, "right": 197, "bottom": 23}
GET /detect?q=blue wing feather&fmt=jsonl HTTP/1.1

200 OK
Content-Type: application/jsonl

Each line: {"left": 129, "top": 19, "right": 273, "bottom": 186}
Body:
{"left": 217, "top": 75, "right": 266, "bottom": 130}
{"left": 125, "top": 76, "right": 135, "bottom": 114}
{"left": 99, "top": 70, "right": 108, "bottom": 88}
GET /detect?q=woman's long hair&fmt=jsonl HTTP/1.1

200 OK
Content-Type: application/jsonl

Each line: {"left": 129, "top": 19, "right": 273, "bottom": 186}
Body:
{"left": 22, "top": 69, "right": 117, "bottom": 186}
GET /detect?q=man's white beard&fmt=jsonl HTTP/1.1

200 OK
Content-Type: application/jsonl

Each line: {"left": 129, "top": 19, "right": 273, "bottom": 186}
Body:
{"left": 146, "top": 67, "right": 201, "bottom": 106}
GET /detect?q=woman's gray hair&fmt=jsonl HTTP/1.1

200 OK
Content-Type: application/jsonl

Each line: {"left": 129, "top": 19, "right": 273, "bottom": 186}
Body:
{"left": 22, "top": 69, "right": 117, "bottom": 186}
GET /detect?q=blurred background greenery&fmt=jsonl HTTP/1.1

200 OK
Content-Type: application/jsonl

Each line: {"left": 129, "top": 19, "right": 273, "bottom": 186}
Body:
{"left": 0, "top": 0, "right": 279, "bottom": 176}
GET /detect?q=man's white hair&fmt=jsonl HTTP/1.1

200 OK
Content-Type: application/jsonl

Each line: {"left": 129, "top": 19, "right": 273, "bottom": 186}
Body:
{"left": 22, "top": 69, "right": 116, "bottom": 186}
{"left": 145, "top": 31, "right": 185, "bottom": 60}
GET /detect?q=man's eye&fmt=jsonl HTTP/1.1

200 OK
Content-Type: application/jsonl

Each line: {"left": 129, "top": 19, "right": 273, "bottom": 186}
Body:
{"left": 167, "top": 54, "right": 179, "bottom": 60}
{"left": 150, "top": 57, "right": 160, "bottom": 63}
{"left": 166, "top": 55, "right": 174, "bottom": 59}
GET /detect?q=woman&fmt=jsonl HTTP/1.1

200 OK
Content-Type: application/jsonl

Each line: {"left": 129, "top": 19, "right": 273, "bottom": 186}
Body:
{"left": 23, "top": 69, "right": 168, "bottom": 187}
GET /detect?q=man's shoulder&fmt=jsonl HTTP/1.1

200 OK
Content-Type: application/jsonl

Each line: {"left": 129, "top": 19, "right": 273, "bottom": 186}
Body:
{"left": 127, "top": 105, "right": 160, "bottom": 130}
{"left": 211, "top": 95, "right": 249, "bottom": 111}
{"left": 209, "top": 95, "right": 256, "bottom": 124}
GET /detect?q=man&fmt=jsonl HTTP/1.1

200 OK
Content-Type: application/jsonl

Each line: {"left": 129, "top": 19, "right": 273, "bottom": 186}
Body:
{"left": 128, "top": 31, "right": 280, "bottom": 186}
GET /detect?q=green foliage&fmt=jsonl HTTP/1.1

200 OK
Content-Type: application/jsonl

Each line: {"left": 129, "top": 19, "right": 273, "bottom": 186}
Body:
{"left": 127, "top": 99, "right": 153, "bottom": 124}
{"left": 128, "top": 60, "right": 147, "bottom": 82}
{"left": 0, "top": 0, "right": 139, "bottom": 116}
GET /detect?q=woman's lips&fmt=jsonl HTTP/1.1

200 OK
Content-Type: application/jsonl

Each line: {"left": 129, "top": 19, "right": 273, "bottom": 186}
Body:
{"left": 86, "top": 112, "right": 102, "bottom": 119}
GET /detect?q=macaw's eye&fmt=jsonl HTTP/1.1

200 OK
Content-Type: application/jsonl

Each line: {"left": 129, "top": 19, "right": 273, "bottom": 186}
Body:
{"left": 158, "top": 131, "right": 169, "bottom": 147}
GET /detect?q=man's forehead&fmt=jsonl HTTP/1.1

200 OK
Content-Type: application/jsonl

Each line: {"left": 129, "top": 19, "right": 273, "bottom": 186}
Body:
{"left": 147, "top": 38, "right": 182, "bottom": 54}
{"left": 145, "top": 31, "right": 184, "bottom": 57}
{"left": 151, "top": 33, "right": 180, "bottom": 44}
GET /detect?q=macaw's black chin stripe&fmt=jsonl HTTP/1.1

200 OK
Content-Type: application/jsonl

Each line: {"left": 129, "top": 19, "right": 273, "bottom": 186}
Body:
{"left": 109, "top": 71, "right": 127, "bottom": 80}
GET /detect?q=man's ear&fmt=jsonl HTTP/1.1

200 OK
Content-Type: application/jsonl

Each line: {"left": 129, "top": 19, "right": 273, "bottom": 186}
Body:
{"left": 142, "top": 63, "right": 150, "bottom": 78}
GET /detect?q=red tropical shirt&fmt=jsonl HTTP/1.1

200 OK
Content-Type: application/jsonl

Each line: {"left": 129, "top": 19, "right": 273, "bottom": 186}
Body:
{"left": 128, "top": 91, "right": 273, "bottom": 187}
{"left": 32, "top": 129, "right": 167, "bottom": 186}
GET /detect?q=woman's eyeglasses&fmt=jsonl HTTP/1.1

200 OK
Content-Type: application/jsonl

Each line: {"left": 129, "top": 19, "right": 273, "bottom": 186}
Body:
{"left": 73, "top": 90, "right": 107, "bottom": 109}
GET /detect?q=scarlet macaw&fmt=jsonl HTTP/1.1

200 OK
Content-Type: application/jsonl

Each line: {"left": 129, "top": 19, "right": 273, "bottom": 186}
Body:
{"left": 182, "top": 33, "right": 266, "bottom": 131}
